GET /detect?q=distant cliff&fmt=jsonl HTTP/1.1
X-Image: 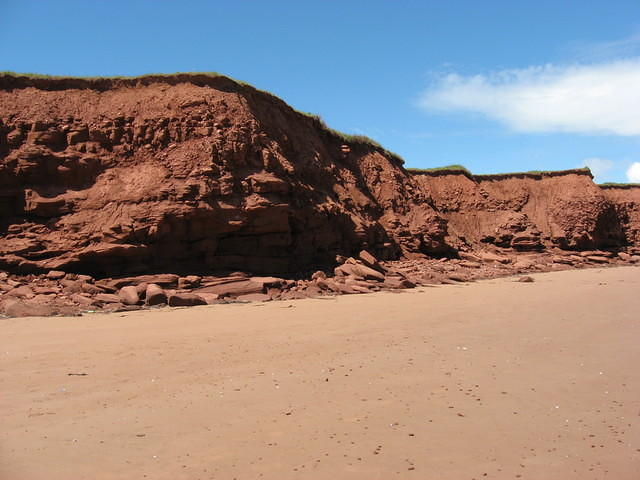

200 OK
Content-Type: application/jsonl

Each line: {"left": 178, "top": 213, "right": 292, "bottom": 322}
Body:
{"left": 412, "top": 168, "right": 638, "bottom": 252}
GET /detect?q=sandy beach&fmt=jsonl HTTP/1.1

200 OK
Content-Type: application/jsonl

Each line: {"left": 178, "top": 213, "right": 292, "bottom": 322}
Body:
{"left": 2, "top": 266, "right": 639, "bottom": 480}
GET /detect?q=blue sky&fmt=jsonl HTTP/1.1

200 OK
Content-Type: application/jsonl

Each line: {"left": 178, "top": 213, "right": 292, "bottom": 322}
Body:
{"left": 2, "top": 1, "right": 639, "bottom": 182}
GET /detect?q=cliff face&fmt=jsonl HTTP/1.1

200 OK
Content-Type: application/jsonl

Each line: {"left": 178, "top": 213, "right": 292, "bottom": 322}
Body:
{"left": 413, "top": 170, "right": 633, "bottom": 252}
{"left": 601, "top": 185, "right": 640, "bottom": 247}
{"left": 0, "top": 74, "right": 639, "bottom": 279}
{"left": 0, "top": 74, "right": 446, "bottom": 276}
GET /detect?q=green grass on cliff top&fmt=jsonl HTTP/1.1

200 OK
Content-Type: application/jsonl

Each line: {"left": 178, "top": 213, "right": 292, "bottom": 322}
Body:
{"left": 474, "top": 167, "right": 592, "bottom": 176}
{"left": 0, "top": 70, "right": 260, "bottom": 90}
{"left": 1, "top": 70, "right": 228, "bottom": 81}
{"left": 1, "top": 71, "right": 404, "bottom": 164}
{"left": 407, "top": 165, "right": 594, "bottom": 177}
{"left": 406, "top": 164, "right": 471, "bottom": 174}
{"left": 599, "top": 182, "right": 640, "bottom": 187}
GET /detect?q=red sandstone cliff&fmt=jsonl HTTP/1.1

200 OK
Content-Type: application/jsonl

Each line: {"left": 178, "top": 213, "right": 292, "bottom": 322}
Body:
{"left": 0, "top": 73, "right": 639, "bottom": 280}
{"left": 0, "top": 74, "right": 446, "bottom": 277}
{"left": 601, "top": 184, "right": 640, "bottom": 246}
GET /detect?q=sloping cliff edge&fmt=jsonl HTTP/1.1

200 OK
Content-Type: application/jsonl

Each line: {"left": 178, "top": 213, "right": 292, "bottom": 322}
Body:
{"left": 1, "top": 73, "right": 639, "bottom": 315}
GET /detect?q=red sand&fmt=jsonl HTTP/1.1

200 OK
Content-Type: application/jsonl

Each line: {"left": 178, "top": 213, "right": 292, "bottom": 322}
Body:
{"left": 2, "top": 266, "right": 639, "bottom": 479}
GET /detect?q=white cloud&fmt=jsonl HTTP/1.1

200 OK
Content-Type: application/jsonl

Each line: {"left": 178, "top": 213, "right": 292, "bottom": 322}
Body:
{"left": 419, "top": 59, "right": 640, "bottom": 136}
{"left": 582, "top": 157, "right": 613, "bottom": 180}
{"left": 627, "top": 162, "right": 640, "bottom": 182}
{"left": 570, "top": 33, "right": 640, "bottom": 62}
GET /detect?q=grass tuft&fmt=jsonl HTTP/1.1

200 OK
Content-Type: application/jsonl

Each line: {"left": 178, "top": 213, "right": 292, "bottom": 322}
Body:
{"left": 296, "top": 112, "right": 404, "bottom": 164}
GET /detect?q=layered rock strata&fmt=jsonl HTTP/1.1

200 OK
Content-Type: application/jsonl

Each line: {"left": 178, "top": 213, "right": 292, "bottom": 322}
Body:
{"left": 0, "top": 74, "right": 445, "bottom": 279}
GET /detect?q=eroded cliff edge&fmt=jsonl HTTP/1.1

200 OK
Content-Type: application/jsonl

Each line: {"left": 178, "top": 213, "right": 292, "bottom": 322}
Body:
{"left": 0, "top": 74, "right": 446, "bottom": 277}
{"left": 1, "top": 73, "right": 639, "bottom": 282}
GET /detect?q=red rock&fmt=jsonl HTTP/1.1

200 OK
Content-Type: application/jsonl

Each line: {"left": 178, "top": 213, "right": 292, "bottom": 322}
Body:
{"left": 355, "top": 264, "right": 386, "bottom": 282}
{"left": 459, "top": 260, "right": 481, "bottom": 269}
{"left": 118, "top": 286, "right": 140, "bottom": 305}
{"left": 23, "top": 190, "right": 69, "bottom": 217}
{"left": 382, "top": 277, "right": 416, "bottom": 289}
{"left": 145, "top": 284, "right": 168, "bottom": 306}
{"left": 33, "top": 286, "right": 60, "bottom": 295}
{"left": 617, "top": 252, "right": 631, "bottom": 261}
{"left": 92, "top": 280, "right": 117, "bottom": 293}
{"left": 447, "top": 274, "right": 470, "bottom": 282}
{"left": 247, "top": 172, "right": 289, "bottom": 194}
{"left": 67, "top": 129, "right": 88, "bottom": 144}
{"left": 195, "top": 279, "right": 264, "bottom": 298}
{"left": 586, "top": 255, "right": 610, "bottom": 263}
{"left": 279, "top": 290, "right": 310, "bottom": 300}
{"left": 60, "top": 279, "right": 84, "bottom": 293}
{"left": 46, "top": 270, "right": 66, "bottom": 280}
{"left": 334, "top": 282, "right": 359, "bottom": 294}
{"left": 345, "top": 278, "right": 379, "bottom": 291}
{"left": 178, "top": 275, "right": 201, "bottom": 289}
{"left": 344, "top": 283, "right": 370, "bottom": 294}
{"left": 32, "top": 294, "right": 56, "bottom": 304}
{"left": 517, "top": 276, "right": 535, "bottom": 283}
{"left": 358, "top": 250, "right": 385, "bottom": 273}
{"left": 250, "top": 276, "right": 285, "bottom": 288}
{"left": 168, "top": 293, "right": 207, "bottom": 307}
{"left": 80, "top": 282, "right": 102, "bottom": 295}
{"left": 226, "top": 272, "right": 250, "bottom": 279}
{"left": 458, "top": 251, "right": 482, "bottom": 262}
{"left": 100, "top": 302, "right": 126, "bottom": 312}
{"left": 302, "top": 285, "right": 323, "bottom": 297}
{"left": 478, "top": 252, "right": 510, "bottom": 264}
{"left": 95, "top": 293, "right": 121, "bottom": 304}
{"left": 236, "top": 293, "right": 271, "bottom": 302}
{"left": 135, "top": 282, "right": 148, "bottom": 297}
{"left": 311, "top": 270, "right": 327, "bottom": 281}
{"left": 103, "top": 274, "right": 179, "bottom": 290}
{"left": 315, "top": 278, "right": 340, "bottom": 292}
{"left": 6, "top": 285, "right": 35, "bottom": 299}
{"left": 70, "top": 294, "right": 94, "bottom": 306}
{"left": 511, "top": 233, "right": 543, "bottom": 251}
{"left": 1, "top": 298, "right": 55, "bottom": 317}
{"left": 552, "top": 256, "right": 574, "bottom": 265}
{"left": 195, "top": 292, "right": 220, "bottom": 305}
{"left": 334, "top": 263, "right": 385, "bottom": 282}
